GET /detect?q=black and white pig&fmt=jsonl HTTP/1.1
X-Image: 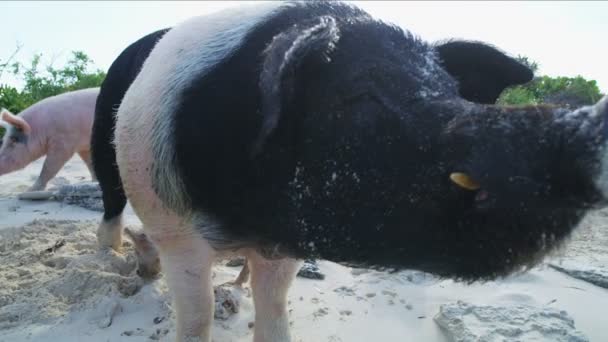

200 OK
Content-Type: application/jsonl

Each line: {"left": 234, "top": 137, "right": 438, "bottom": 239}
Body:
{"left": 92, "top": 11, "right": 532, "bottom": 280}
{"left": 111, "top": 1, "right": 608, "bottom": 341}
{"left": 91, "top": 28, "right": 170, "bottom": 276}
{"left": 91, "top": 11, "right": 533, "bottom": 272}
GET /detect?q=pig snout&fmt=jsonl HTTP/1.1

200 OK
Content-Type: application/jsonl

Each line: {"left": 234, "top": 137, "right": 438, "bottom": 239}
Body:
{"left": 0, "top": 136, "right": 31, "bottom": 176}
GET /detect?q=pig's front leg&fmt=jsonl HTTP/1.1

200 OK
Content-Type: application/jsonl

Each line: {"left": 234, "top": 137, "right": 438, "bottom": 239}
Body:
{"left": 248, "top": 254, "right": 301, "bottom": 342}
{"left": 29, "top": 149, "right": 74, "bottom": 191}
{"left": 151, "top": 224, "right": 216, "bottom": 342}
{"left": 78, "top": 149, "right": 97, "bottom": 181}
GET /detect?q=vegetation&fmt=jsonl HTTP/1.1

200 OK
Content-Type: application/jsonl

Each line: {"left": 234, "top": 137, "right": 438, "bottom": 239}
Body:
{"left": 497, "top": 56, "right": 604, "bottom": 107}
{"left": 0, "top": 47, "right": 106, "bottom": 136}
{"left": 0, "top": 48, "right": 106, "bottom": 114}
{"left": 0, "top": 48, "right": 604, "bottom": 139}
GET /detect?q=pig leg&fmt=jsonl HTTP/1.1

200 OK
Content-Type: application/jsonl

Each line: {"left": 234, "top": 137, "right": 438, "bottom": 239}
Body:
{"left": 77, "top": 149, "right": 97, "bottom": 181}
{"left": 29, "top": 150, "right": 74, "bottom": 191}
{"left": 124, "top": 227, "right": 161, "bottom": 279}
{"left": 92, "top": 109, "right": 128, "bottom": 251}
{"left": 248, "top": 254, "right": 301, "bottom": 342}
{"left": 152, "top": 226, "right": 215, "bottom": 342}
{"left": 223, "top": 260, "right": 250, "bottom": 287}
{"left": 233, "top": 261, "right": 250, "bottom": 286}
{"left": 97, "top": 215, "right": 124, "bottom": 252}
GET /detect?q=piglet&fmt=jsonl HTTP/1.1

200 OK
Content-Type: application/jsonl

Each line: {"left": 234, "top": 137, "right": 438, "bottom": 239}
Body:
{"left": 0, "top": 87, "right": 98, "bottom": 192}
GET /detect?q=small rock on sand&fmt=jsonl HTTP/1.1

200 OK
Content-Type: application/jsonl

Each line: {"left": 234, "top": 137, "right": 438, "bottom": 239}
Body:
{"left": 55, "top": 182, "right": 103, "bottom": 212}
{"left": 213, "top": 283, "right": 242, "bottom": 320}
{"left": 297, "top": 260, "right": 325, "bottom": 280}
{"left": 226, "top": 257, "right": 246, "bottom": 267}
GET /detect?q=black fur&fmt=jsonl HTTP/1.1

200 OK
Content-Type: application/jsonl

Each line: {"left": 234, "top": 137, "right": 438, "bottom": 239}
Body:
{"left": 435, "top": 40, "right": 534, "bottom": 104}
{"left": 93, "top": 9, "right": 529, "bottom": 226}
{"left": 91, "top": 28, "right": 170, "bottom": 221}
{"left": 137, "top": 1, "right": 604, "bottom": 282}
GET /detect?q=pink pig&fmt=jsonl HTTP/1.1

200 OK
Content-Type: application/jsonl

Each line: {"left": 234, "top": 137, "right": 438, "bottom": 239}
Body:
{"left": 0, "top": 87, "right": 99, "bottom": 191}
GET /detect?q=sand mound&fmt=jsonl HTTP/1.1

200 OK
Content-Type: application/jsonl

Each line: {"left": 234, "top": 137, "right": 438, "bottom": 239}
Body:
{"left": 434, "top": 301, "right": 588, "bottom": 342}
{"left": 0, "top": 219, "right": 143, "bottom": 330}
{"left": 0, "top": 219, "right": 254, "bottom": 340}
{"left": 17, "top": 182, "right": 104, "bottom": 212}
{"left": 548, "top": 263, "right": 608, "bottom": 289}
{"left": 547, "top": 208, "right": 608, "bottom": 289}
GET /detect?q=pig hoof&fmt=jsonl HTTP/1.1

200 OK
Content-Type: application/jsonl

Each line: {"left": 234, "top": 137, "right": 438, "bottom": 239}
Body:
{"left": 97, "top": 218, "right": 124, "bottom": 252}
{"left": 134, "top": 247, "right": 161, "bottom": 279}
{"left": 223, "top": 280, "right": 244, "bottom": 288}
{"left": 124, "top": 227, "right": 162, "bottom": 279}
{"left": 136, "top": 264, "right": 161, "bottom": 279}
{"left": 96, "top": 231, "right": 123, "bottom": 252}
{"left": 27, "top": 182, "right": 46, "bottom": 192}
{"left": 18, "top": 191, "right": 55, "bottom": 201}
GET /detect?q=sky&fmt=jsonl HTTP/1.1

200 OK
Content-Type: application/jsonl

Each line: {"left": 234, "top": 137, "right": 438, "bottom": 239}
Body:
{"left": 1, "top": 1, "right": 607, "bottom": 93}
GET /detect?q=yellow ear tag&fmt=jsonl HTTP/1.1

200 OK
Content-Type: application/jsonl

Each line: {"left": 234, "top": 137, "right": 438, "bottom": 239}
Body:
{"left": 450, "top": 172, "right": 480, "bottom": 191}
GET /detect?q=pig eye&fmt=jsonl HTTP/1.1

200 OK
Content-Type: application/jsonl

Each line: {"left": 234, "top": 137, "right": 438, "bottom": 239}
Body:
{"left": 450, "top": 172, "right": 481, "bottom": 191}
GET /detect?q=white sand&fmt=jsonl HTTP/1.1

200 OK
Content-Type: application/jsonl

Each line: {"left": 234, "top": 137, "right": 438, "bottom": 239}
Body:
{"left": 1, "top": 157, "right": 607, "bottom": 342}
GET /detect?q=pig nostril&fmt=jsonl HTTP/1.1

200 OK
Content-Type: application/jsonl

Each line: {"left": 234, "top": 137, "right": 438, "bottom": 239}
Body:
{"left": 475, "top": 190, "right": 489, "bottom": 202}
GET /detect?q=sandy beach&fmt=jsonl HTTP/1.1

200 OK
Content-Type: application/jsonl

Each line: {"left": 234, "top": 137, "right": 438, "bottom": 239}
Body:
{"left": 1, "top": 156, "right": 607, "bottom": 342}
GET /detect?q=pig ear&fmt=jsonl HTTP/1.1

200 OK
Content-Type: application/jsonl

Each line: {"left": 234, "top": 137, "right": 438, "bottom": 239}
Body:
{"left": 1, "top": 109, "right": 31, "bottom": 135}
{"left": 435, "top": 40, "right": 534, "bottom": 104}
{"left": 0, "top": 109, "right": 11, "bottom": 129}
{"left": 596, "top": 95, "right": 608, "bottom": 117}
{"left": 253, "top": 15, "right": 340, "bottom": 155}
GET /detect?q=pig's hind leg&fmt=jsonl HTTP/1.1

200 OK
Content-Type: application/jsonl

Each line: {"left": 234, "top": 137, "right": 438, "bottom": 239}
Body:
{"left": 78, "top": 149, "right": 97, "bottom": 181}
{"left": 29, "top": 149, "right": 73, "bottom": 191}
{"left": 232, "top": 261, "right": 250, "bottom": 286}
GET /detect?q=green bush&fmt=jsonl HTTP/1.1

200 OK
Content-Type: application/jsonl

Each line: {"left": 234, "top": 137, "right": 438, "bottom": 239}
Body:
{"left": 1, "top": 50, "right": 106, "bottom": 112}
{"left": 498, "top": 57, "right": 603, "bottom": 107}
